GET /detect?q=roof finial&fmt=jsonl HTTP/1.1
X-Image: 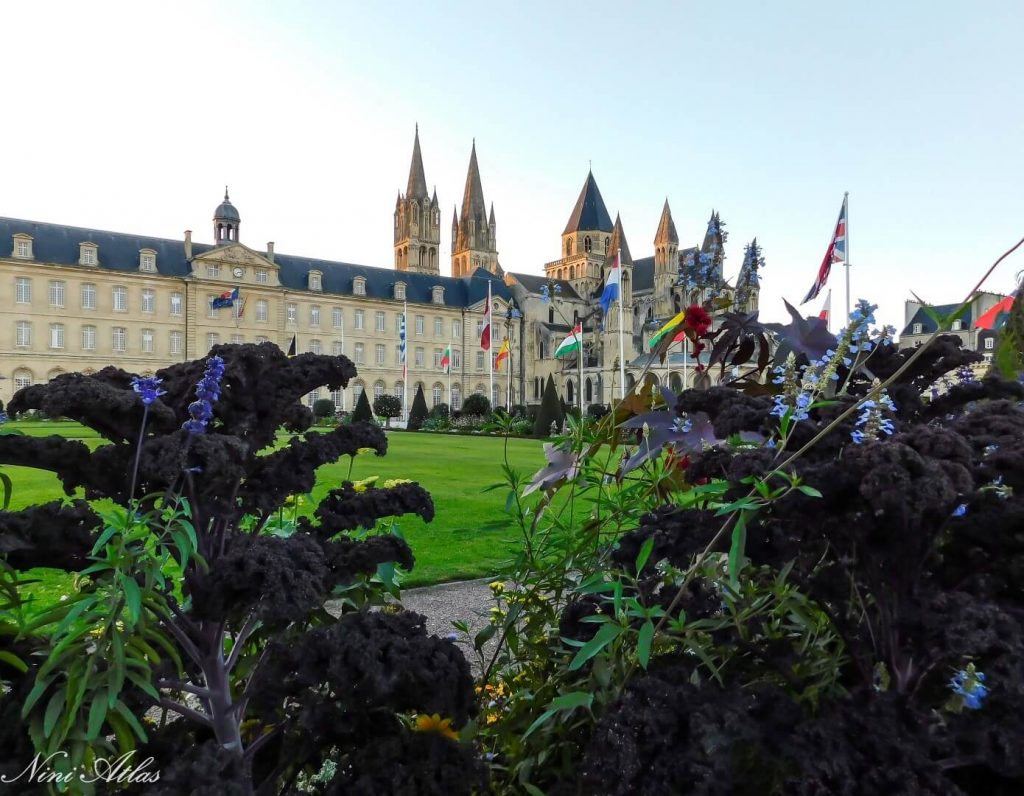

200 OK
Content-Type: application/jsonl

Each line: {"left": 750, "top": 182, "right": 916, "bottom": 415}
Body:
{"left": 224, "top": 185, "right": 230, "bottom": 201}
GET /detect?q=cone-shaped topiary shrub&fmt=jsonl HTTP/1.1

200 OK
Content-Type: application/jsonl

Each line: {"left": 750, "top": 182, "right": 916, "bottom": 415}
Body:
{"left": 352, "top": 387, "right": 373, "bottom": 423}
{"left": 533, "top": 374, "right": 565, "bottom": 437}
{"left": 408, "top": 385, "right": 429, "bottom": 431}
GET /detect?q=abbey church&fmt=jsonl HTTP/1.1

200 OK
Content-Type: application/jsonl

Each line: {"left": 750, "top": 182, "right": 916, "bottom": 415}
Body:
{"left": 0, "top": 128, "right": 762, "bottom": 410}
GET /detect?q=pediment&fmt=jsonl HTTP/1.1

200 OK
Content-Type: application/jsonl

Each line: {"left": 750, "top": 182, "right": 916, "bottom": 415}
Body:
{"left": 193, "top": 244, "right": 277, "bottom": 269}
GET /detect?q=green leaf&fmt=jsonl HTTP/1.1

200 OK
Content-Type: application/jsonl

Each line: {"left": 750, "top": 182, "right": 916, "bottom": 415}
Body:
{"left": 728, "top": 511, "right": 749, "bottom": 588}
{"left": 118, "top": 573, "right": 142, "bottom": 625}
{"left": 548, "top": 691, "right": 594, "bottom": 711}
{"left": 0, "top": 650, "right": 28, "bottom": 673}
{"left": 522, "top": 707, "right": 557, "bottom": 740}
{"left": 568, "top": 622, "right": 622, "bottom": 671}
{"left": 43, "top": 688, "right": 66, "bottom": 738}
{"left": 0, "top": 471, "right": 12, "bottom": 511}
{"left": 86, "top": 692, "right": 109, "bottom": 740}
{"left": 90, "top": 524, "right": 120, "bottom": 556}
{"left": 473, "top": 623, "right": 497, "bottom": 651}
{"left": 113, "top": 700, "right": 148, "bottom": 744}
{"left": 796, "top": 485, "right": 823, "bottom": 498}
{"left": 21, "top": 674, "right": 56, "bottom": 717}
{"left": 635, "top": 536, "right": 655, "bottom": 574}
{"left": 637, "top": 620, "right": 655, "bottom": 669}
{"left": 523, "top": 784, "right": 547, "bottom": 796}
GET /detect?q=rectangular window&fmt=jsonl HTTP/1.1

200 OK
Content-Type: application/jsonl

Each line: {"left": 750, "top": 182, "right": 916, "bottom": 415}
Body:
{"left": 396, "top": 344, "right": 403, "bottom": 365}
{"left": 142, "top": 329, "right": 154, "bottom": 353}
{"left": 434, "top": 317, "right": 443, "bottom": 336}
{"left": 476, "top": 351, "right": 485, "bottom": 370}
{"left": 375, "top": 344, "right": 386, "bottom": 364}
{"left": 140, "top": 253, "right": 156, "bottom": 272}
{"left": 354, "top": 343, "right": 365, "bottom": 363}
{"left": 415, "top": 347, "right": 424, "bottom": 367}
{"left": 231, "top": 334, "right": 244, "bottom": 345}
{"left": 16, "top": 239, "right": 30, "bottom": 258}
{"left": 207, "top": 333, "right": 220, "bottom": 350}
{"left": 255, "top": 335, "right": 269, "bottom": 344}
{"left": 207, "top": 264, "right": 221, "bottom": 278}
{"left": 434, "top": 349, "right": 442, "bottom": 368}
{"left": 332, "top": 307, "right": 343, "bottom": 328}
{"left": 310, "top": 339, "right": 322, "bottom": 354}
{"left": 142, "top": 289, "right": 155, "bottom": 313}
{"left": 984, "top": 337, "right": 995, "bottom": 350}
{"left": 354, "top": 279, "right": 366, "bottom": 296}
{"left": 15, "top": 321, "right": 31, "bottom": 347}
{"left": 376, "top": 311, "right": 386, "bottom": 332}
{"left": 15, "top": 277, "right": 31, "bottom": 304}
{"left": 452, "top": 350, "right": 461, "bottom": 369}
{"left": 310, "top": 305, "right": 321, "bottom": 327}
{"left": 48, "top": 280, "right": 65, "bottom": 308}
{"left": 452, "top": 320, "right": 462, "bottom": 339}
{"left": 912, "top": 323, "right": 923, "bottom": 335}
{"left": 170, "top": 331, "right": 183, "bottom": 355}
{"left": 82, "top": 283, "right": 97, "bottom": 310}
{"left": 255, "top": 268, "right": 268, "bottom": 284}
{"left": 415, "top": 315, "right": 424, "bottom": 335}
{"left": 82, "top": 325, "right": 96, "bottom": 350}
{"left": 113, "top": 286, "right": 128, "bottom": 312}
{"left": 432, "top": 385, "right": 442, "bottom": 406}
{"left": 112, "top": 327, "right": 127, "bottom": 352}
{"left": 49, "top": 323, "right": 64, "bottom": 349}
{"left": 287, "top": 303, "right": 297, "bottom": 324}
{"left": 332, "top": 340, "right": 344, "bottom": 356}
{"left": 256, "top": 299, "right": 269, "bottom": 322}
{"left": 81, "top": 247, "right": 97, "bottom": 266}
{"left": 355, "top": 310, "right": 365, "bottom": 330}
{"left": 207, "top": 294, "right": 220, "bottom": 318}
{"left": 170, "top": 291, "right": 182, "bottom": 315}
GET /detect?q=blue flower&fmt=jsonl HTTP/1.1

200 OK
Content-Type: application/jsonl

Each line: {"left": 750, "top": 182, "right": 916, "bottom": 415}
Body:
{"left": 182, "top": 355, "right": 225, "bottom": 434}
{"left": 952, "top": 503, "right": 968, "bottom": 517}
{"left": 0, "top": 411, "right": 7, "bottom": 425}
{"left": 131, "top": 375, "right": 166, "bottom": 406}
{"left": 950, "top": 668, "right": 988, "bottom": 710}
{"left": 850, "top": 429, "right": 865, "bottom": 444}
{"left": 671, "top": 416, "right": 694, "bottom": 434}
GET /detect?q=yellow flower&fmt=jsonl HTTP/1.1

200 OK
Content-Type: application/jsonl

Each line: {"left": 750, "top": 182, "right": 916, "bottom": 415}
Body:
{"left": 352, "top": 476, "right": 379, "bottom": 493}
{"left": 382, "top": 478, "right": 414, "bottom": 489}
{"left": 413, "top": 713, "right": 459, "bottom": 741}
{"left": 283, "top": 494, "right": 305, "bottom": 508}
{"left": 485, "top": 713, "right": 500, "bottom": 725}
{"left": 356, "top": 447, "right": 378, "bottom": 456}
{"left": 488, "top": 581, "right": 505, "bottom": 594}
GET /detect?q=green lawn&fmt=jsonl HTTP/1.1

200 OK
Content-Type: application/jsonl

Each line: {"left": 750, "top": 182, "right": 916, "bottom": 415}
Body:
{"left": 2, "top": 421, "right": 547, "bottom": 587}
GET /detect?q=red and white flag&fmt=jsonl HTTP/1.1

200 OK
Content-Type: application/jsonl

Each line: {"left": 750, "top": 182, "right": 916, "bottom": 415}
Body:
{"left": 818, "top": 290, "right": 831, "bottom": 324}
{"left": 802, "top": 195, "right": 847, "bottom": 304}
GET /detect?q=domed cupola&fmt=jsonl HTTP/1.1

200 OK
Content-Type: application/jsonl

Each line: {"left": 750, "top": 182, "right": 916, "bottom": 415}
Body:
{"left": 214, "top": 187, "right": 240, "bottom": 244}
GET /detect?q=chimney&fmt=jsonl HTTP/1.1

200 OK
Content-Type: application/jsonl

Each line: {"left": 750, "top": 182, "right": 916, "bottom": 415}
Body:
{"left": 267, "top": 241, "right": 275, "bottom": 263}
{"left": 184, "top": 230, "right": 193, "bottom": 260}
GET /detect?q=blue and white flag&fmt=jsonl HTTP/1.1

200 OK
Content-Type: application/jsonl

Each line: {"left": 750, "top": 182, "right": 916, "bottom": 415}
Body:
{"left": 599, "top": 253, "right": 620, "bottom": 316}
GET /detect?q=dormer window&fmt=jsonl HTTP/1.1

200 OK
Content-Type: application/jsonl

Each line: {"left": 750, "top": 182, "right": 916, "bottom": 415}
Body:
{"left": 139, "top": 249, "right": 157, "bottom": 272}
{"left": 79, "top": 242, "right": 98, "bottom": 266}
{"left": 951, "top": 319, "right": 962, "bottom": 331}
{"left": 353, "top": 277, "right": 366, "bottom": 296}
{"left": 912, "top": 323, "right": 923, "bottom": 335}
{"left": 309, "top": 270, "right": 323, "bottom": 291}
{"left": 432, "top": 286, "right": 444, "bottom": 304}
{"left": 13, "top": 234, "right": 33, "bottom": 259}
{"left": 394, "top": 282, "right": 406, "bottom": 301}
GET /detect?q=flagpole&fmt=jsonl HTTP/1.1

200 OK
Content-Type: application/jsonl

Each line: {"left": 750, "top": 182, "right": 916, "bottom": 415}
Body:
{"left": 507, "top": 338, "right": 512, "bottom": 413}
{"left": 487, "top": 280, "right": 493, "bottom": 411}
{"left": 447, "top": 341, "right": 451, "bottom": 411}
{"left": 617, "top": 246, "right": 626, "bottom": 401}
{"left": 576, "top": 320, "right": 583, "bottom": 417}
{"left": 341, "top": 322, "right": 346, "bottom": 411}
{"left": 403, "top": 301, "right": 409, "bottom": 423}
{"left": 843, "top": 192, "right": 850, "bottom": 323}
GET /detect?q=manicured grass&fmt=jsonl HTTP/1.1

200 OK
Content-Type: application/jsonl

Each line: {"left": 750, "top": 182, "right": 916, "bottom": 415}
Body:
{"left": 2, "top": 421, "right": 547, "bottom": 588}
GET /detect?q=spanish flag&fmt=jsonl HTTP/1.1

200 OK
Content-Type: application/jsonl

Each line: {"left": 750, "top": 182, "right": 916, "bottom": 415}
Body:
{"left": 495, "top": 338, "right": 511, "bottom": 370}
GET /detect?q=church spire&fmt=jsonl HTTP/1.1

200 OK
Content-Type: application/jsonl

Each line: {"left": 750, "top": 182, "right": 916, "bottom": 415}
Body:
{"left": 654, "top": 199, "right": 679, "bottom": 245}
{"left": 406, "top": 124, "right": 429, "bottom": 202}
{"left": 460, "top": 139, "right": 487, "bottom": 224}
{"left": 452, "top": 140, "right": 499, "bottom": 277}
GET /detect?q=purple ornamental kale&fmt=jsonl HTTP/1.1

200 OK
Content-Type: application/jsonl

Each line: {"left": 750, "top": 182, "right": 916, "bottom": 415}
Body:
{"left": 182, "top": 355, "right": 225, "bottom": 434}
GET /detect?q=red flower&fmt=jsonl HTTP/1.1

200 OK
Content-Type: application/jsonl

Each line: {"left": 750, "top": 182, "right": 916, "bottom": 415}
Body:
{"left": 684, "top": 305, "right": 713, "bottom": 336}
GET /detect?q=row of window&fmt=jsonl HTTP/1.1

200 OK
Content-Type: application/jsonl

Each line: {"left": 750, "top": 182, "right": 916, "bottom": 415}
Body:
{"left": 9, "top": 236, "right": 160, "bottom": 271}
{"left": 14, "top": 278, "right": 183, "bottom": 314}
{"left": 910, "top": 320, "right": 967, "bottom": 334}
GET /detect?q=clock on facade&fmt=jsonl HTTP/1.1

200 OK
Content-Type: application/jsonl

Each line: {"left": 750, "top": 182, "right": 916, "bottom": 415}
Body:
{"left": 232, "top": 267, "right": 244, "bottom": 278}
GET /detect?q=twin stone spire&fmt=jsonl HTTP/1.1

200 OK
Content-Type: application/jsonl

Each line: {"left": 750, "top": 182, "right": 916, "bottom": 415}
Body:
{"left": 394, "top": 126, "right": 498, "bottom": 278}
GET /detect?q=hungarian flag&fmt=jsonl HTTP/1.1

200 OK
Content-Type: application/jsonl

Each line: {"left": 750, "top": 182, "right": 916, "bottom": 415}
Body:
{"left": 818, "top": 290, "right": 832, "bottom": 324}
{"left": 554, "top": 323, "right": 583, "bottom": 358}
{"left": 599, "top": 252, "right": 620, "bottom": 315}
{"left": 480, "top": 303, "right": 492, "bottom": 351}
{"left": 976, "top": 296, "right": 1014, "bottom": 330}
{"left": 440, "top": 344, "right": 452, "bottom": 373}
{"left": 649, "top": 310, "right": 687, "bottom": 351}
{"left": 211, "top": 286, "right": 239, "bottom": 309}
{"left": 495, "top": 338, "right": 511, "bottom": 370}
{"left": 802, "top": 195, "right": 847, "bottom": 304}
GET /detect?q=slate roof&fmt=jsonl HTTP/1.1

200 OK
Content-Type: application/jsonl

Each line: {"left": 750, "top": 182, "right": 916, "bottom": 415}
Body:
{"left": 563, "top": 171, "right": 614, "bottom": 234}
{"left": 0, "top": 216, "right": 510, "bottom": 308}
{"left": 507, "top": 271, "right": 582, "bottom": 301}
{"left": 901, "top": 304, "right": 973, "bottom": 337}
{"left": 611, "top": 214, "right": 633, "bottom": 264}
{"left": 631, "top": 257, "right": 655, "bottom": 292}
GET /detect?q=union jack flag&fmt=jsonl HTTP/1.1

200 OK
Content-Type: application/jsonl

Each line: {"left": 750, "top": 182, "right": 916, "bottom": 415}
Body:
{"left": 802, "top": 195, "right": 847, "bottom": 304}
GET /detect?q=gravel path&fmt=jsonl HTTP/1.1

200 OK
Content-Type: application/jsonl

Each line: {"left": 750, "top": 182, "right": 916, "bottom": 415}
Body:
{"left": 398, "top": 577, "right": 498, "bottom": 669}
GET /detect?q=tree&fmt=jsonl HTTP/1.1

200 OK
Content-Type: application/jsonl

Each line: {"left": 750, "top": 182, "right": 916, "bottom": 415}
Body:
{"left": 312, "top": 398, "right": 335, "bottom": 420}
{"left": 533, "top": 374, "right": 565, "bottom": 438}
{"left": 352, "top": 389, "right": 373, "bottom": 423}
{"left": 462, "top": 393, "right": 491, "bottom": 418}
{"left": 0, "top": 344, "right": 481, "bottom": 792}
{"left": 408, "top": 385, "right": 429, "bottom": 431}
{"left": 374, "top": 393, "right": 402, "bottom": 427}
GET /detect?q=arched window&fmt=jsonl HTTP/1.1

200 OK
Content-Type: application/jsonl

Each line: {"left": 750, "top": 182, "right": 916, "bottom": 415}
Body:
{"left": 352, "top": 380, "right": 364, "bottom": 405}
{"left": 451, "top": 385, "right": 462, "bottom": 410}
{"left": 585, "top": 378, "right": 593, "bottom": 403}
{"left": 621, "top": 272, "right": 631, "bottom": 305}
{"left": 13, "top": 368, "right": 33, "bottom": 391}
{"left": 566, "top": 379, "right": 575, "bottom": 405}
{"left": 373, "top": 380, "right": 386, "bottom": 401}
{"left": 566, "top": 239, "right": 573, "bottom": 256}
{"left": 604, "top": 237, "right": 610, "bottom": 254}
{"left": 584, "top": 236, "right": 592, "bottom": 253}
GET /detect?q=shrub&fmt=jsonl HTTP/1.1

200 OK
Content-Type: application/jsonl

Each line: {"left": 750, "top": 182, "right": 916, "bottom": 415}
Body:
{"left": 461, "top": 393, "right": 491, "bottom": 418}
{"left": 408, "top": 386, "right": 429, "bottom": 431}
{"left": 373, "top": 393, "right": 402, "bottom": 427}
{"left": 429, "top": 402, "right": 450, "bottom": 419}
{"left": 587, "top": 403, "right": 610, "bottom": 419}
{"left": 510, "top": 404, "right": 527, "bottom": 418}
{"left": 0, "top": 344, "right": 481, "bottom": 792}
{"left": 352, "top": 389, "right": 373, "bottom": 423}
{"left": 532, "top": 374, "right": 564, "bottom": 437}
{"left": 312, "top": 398, "right": 335, "bottom": 419}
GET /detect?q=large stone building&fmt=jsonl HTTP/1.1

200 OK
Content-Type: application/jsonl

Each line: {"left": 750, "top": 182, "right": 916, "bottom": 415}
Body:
{"left": 1, "top": 128, "right": 763, "bottom": 411}
{"left": 899, "top": 291, "right": 1011, "bottom": 365}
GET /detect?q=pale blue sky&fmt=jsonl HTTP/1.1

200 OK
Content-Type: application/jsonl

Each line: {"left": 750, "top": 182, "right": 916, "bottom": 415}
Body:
{"left": 3, "top": 0, "right": 1022, "bottom": 329}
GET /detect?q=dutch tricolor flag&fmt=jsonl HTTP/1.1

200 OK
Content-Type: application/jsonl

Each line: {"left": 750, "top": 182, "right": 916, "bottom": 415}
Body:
{"left": 599, "top": 253, "right": 620, "bottom": 316}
